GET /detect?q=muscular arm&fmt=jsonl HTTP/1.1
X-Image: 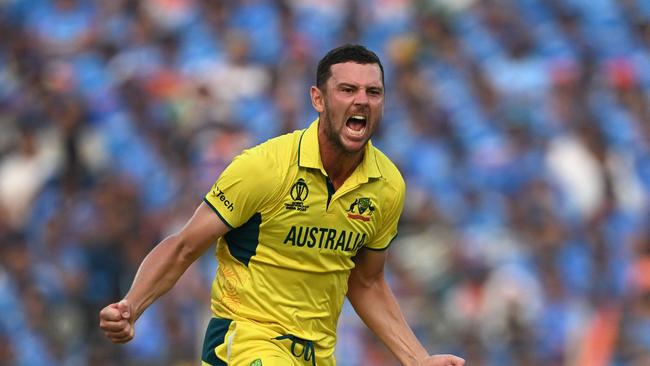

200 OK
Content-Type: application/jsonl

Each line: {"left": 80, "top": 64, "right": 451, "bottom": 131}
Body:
{"left": 348, "top": 248, "right": 428, "bottom": 364}
{"left": 99, "top": 202, "right": 229, "bottom": 343}
{"left": 347, "top": 248, "right": 464, "bottom": 366}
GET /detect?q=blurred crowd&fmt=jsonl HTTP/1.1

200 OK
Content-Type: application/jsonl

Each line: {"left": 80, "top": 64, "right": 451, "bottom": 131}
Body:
{"left": 1, "top": 0, "right": 649, "bottom": 365}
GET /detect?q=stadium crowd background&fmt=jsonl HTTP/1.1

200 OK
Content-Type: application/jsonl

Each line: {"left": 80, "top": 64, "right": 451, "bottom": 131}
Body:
{"left": 1, "top": 0, "right": 650, "bottom": 365}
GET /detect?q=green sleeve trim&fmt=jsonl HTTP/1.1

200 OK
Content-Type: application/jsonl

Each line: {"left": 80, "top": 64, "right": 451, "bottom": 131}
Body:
{"left": 203, "top": 197, "right": 234, "bottom": 229}
{"left": 364, "top": 232, "right": 398, "bottom": 252}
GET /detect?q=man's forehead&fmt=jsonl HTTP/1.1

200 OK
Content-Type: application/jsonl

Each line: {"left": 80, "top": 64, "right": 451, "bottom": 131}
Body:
{"left": 329, "top": 62, "right": 383, "bottom": 86}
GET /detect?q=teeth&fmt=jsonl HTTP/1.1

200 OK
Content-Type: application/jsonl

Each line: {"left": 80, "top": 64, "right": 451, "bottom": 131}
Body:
{"left": 350, "top": 115, "right": 366, "bottom": 121}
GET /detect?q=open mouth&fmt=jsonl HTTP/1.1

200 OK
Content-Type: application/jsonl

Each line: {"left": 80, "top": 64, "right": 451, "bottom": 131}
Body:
{"left": 345, "top": 115, "right": 367, "bottom": 135}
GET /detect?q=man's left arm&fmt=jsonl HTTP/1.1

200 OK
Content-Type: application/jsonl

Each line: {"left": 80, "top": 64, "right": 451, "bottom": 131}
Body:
{"left": 347, "top": 248, "right": 465, "bottom": 366}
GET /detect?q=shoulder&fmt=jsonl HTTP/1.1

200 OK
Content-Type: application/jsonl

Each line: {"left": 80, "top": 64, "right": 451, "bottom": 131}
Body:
{"left": 237, "top": 129, "right": 303, "bottom": 169}
{"left": 213, "top": 129, "right": 305, "bottom": 210}
{"left": 371, "top": 145, "right": 405, "bottom": 193}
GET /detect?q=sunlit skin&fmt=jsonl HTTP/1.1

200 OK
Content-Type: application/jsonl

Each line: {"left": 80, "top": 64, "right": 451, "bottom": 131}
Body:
{"left": 310, "top": 62, "right": 384, "bottom": 189}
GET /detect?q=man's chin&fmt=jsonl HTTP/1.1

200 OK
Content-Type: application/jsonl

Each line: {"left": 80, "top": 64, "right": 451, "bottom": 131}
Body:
{"left": 340, "top": 138, "right": 368, "bottom": 155}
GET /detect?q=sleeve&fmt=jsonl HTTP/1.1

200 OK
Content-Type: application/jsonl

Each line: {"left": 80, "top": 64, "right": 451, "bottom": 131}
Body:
{"left": 364, "top": 177, "right": 406, "bottom": 251}
{"left": 203, "top": 148, "right": 282, "bottom": 229}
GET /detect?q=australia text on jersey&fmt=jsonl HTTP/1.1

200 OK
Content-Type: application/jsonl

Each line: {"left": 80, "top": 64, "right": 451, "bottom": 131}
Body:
{"left": 283, "top": 225, "right": 366, "bottom": 252}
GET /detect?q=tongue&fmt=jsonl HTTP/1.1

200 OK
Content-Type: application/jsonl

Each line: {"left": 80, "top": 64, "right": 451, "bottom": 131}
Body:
{"left": 347, "top": 119, "right": 365, "bottom": 132}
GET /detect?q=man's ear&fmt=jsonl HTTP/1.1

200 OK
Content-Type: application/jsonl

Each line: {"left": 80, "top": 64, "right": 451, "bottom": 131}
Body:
{"left": 310, "top": 86, "right": 325, "bottom": 113}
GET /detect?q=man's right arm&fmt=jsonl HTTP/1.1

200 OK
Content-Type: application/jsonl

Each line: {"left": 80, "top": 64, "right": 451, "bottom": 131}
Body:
{"left": 99, "top": 202, "right": 229, "bottom": 344}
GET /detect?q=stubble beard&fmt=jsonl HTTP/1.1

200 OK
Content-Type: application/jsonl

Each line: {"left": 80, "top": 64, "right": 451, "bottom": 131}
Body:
{"left": 325, "top": 108, "right": 365, "bottom": 156}
{"left": 322, "top": 102, "right": 367, "bottom": 156}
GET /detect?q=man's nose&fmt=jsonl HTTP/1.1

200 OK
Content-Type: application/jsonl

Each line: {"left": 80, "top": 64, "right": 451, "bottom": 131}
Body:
{"left": 354, "top": 90, "right": 369, "bottom": 105}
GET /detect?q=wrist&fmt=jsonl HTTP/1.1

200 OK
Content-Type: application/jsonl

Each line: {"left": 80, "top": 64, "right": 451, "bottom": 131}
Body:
{"left": 122, "top": 296, "right": 141, "bottom": 321}
{"left": 401, "top": 351, "right": 429, "bottom": 366}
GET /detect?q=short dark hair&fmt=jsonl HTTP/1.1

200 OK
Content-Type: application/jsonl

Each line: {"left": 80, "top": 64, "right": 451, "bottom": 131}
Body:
{"left": 316, "top": 44, "right": 384, "bottom": 89}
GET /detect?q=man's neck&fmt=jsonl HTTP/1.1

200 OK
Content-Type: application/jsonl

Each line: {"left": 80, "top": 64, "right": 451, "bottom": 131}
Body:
{"left": 318, "top": 135, "right": 364, "bottom": 191}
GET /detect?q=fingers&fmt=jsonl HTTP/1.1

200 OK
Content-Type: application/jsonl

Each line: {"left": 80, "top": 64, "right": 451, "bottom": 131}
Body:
{"left": 424, "top": 354, "right": 466, "bottom": 366}
{"left": 99, "top": 300, "right": 135, "bottom": 344}
{"left": 100, "top": 318, "right": 135, "bottom": 344}
{"left": 100, "top": 318, "right": 130, "bottom": 332}
{"left": 444, "top": 355, "right": 465, "bottom": 366}
{"left": 117, "top": 299, "right": 131, "bottom": 319}
{"left": 105, "top": 323, "right": 135, "bottom": 344}
{"left": 99, "top": 303, "right": 122, "bottom": 322}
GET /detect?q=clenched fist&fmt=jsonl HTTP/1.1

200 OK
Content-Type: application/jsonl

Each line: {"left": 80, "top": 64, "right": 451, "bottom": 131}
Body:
{"left": 99, "top": 299, "right": 135, "bottom": 343}
{"left": 419, "top": 354, "right": 466, "bottom": 366}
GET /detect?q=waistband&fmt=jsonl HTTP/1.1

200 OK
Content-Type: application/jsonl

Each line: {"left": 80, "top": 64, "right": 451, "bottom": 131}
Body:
{"left": 274, "top": 334, "right": 316, "bottom": 366}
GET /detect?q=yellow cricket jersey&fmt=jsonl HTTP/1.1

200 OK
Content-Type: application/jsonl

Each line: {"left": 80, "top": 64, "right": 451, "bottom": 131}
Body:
{"left": 203, "top": 119, "right": 405, "bottom": 356}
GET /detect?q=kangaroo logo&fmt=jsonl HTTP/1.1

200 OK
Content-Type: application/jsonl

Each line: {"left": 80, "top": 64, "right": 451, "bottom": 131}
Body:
{"left": 347, "top": 197, "right": 375, "bottom": 221}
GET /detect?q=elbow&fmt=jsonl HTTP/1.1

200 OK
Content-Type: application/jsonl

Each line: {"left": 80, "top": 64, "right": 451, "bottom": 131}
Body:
{"left": 168, "top": 233, "right": 202, "bottom": 265}
{"left": 350, "top": 269, "right": 385, "bottom": 291}
{"left": 347, "top": 271, "right": 388, "bottom": 309}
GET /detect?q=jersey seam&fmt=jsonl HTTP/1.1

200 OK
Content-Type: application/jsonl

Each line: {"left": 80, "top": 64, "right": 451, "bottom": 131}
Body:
{"left": 297, "top": 128, "right": 307, "bottom": 167}
{"left": 263, "top": 152, "right": 292, "bottom": 212}
{"left": 261, "top": 129, "right": 307, "bottom": 213}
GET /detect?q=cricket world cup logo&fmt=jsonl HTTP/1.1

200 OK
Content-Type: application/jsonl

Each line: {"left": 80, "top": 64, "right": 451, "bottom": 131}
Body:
{"left": 285, "top": 178, "right": 310, "bottom": 211}
{"left": 290, "top": 178, "right": 309, "bottom": 202}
